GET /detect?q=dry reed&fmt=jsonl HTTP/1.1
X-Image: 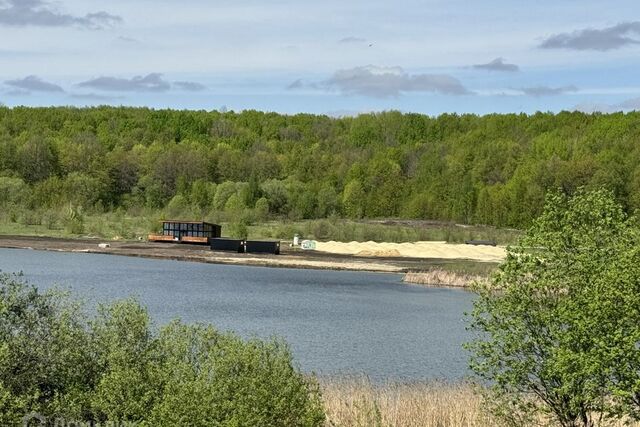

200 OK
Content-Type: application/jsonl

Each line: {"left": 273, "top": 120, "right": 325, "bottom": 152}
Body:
{"left": 321, "top": 379, "right": 496, "bottom": 427}
{"left": 321, "top": 379, "right": 640, "bottom": 427}
{"left": 402, "top": 269, "right": 486, "bottom": 289}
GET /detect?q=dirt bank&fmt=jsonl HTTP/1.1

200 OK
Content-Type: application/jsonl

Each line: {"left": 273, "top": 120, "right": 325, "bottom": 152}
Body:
{"left": 0, "top": 235, "right": 498, "bottom": 275}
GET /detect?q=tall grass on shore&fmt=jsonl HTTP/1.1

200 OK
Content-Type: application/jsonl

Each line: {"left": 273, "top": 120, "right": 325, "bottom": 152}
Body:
{"left": 321, "top": 379, "right": 495, "bottom": 427}
{"left": 402, "top": 269, "right": 488, "bottom": 289}
{"left": 321, "top": 380, "right": 640, "bottom": 427}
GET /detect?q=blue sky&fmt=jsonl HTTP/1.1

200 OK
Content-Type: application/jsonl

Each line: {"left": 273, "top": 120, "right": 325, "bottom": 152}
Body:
{"left": 1, "top": 0, "right": 639, "bottom": 115}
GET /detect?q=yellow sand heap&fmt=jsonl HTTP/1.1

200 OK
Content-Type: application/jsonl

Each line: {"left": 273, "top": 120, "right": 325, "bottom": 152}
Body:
{"left": 314, "top": 240, "right": 506, "bottom": 262}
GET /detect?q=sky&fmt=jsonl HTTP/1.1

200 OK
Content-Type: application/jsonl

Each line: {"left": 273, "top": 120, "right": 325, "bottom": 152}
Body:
{"left": 1, "top": 0, "right": 639, "bottom": 115}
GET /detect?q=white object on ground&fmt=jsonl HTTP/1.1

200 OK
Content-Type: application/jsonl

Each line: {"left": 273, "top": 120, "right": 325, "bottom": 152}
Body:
{"left": 300, "top": 240, "right": 316, "bottom": 250}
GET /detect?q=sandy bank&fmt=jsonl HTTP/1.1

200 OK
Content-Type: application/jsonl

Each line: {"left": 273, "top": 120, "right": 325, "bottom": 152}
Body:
{"left": 315, "top": 240, "right": 506, "bottom": 262}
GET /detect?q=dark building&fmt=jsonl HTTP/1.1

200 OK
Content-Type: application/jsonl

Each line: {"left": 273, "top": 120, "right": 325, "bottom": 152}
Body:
{"left": 210, "top": 238, "right": 245, "bottom": 253}
{"left": 245, "top": 240, "right": 280, "bottom": 254}
{"left": 149, "top": 220, "right": 221, "bottom": 244}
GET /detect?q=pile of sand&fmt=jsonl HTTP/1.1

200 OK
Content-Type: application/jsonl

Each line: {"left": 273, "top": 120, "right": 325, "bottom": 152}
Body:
{"left": 314, "top": 240, "right": 506, "bottom": 262}
{"left": 356, "top": 248, "right": 402, "bottom": 257}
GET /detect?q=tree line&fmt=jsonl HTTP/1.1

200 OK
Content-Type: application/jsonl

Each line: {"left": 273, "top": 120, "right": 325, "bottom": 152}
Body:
{"left": 1, "top": 106, "right": 639, "bottom": 228}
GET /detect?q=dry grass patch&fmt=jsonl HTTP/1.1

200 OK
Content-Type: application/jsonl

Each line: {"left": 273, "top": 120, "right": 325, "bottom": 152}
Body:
{"left": 403, "top": 269, "right": 486, "bottom": 289}
{"left": 321, "top": 379, "right": 640, "bottom": 427}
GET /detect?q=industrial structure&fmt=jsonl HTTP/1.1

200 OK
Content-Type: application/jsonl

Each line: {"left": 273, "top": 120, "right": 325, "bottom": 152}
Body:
{"left": 148, "top": 220, "right": 280, "bottom": 254}
{"left": 148, "top": 220, "right": 221, "bottom": 245}
{"left": 210, "top": 238, "right": 280, "bottom": 254}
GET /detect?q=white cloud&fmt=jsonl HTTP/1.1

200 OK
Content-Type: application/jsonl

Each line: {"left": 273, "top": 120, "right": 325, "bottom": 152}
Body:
{"left": 0, "top": 0, "right": 121, "bottom": 29}
{"left": 473, "top": 58, "right": 519, "bottom": 72}
{"left": 5, "top": 75, "right": 63, "bottom": 92}
{"left": 540, "top": 22, "right": 640, "bottom": 51}
{"left": 518, "top": 85, "right": 578, "bottom": 97}
{"left": 78, "top": 73, "right": 171, "bottom": 92}
{"left": 323, "top": 65, "right": 471, "bottom": 98}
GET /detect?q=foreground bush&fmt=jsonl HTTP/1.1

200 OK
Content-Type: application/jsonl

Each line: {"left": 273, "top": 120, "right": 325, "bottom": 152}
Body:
{"left": 0, "top": 273, "right": 324, "bottom": 426}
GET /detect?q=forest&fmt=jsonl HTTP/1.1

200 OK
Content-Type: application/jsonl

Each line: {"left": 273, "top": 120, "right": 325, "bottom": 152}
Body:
{"left": 0, "top": 106, "right": 639, "bottom": 234}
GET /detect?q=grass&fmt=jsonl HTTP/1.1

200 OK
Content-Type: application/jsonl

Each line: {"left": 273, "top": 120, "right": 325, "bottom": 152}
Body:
{"left": 0, "top": 207, "right": 522, "bottom": 246}
{"left": 320, "top": 379, "right": 640, "bottom": 427}
{"left": 249, "top": 218, "right": 521, "bottom": 245}
{"left": 0, "top": 209, "right": 160, "bottom": 240}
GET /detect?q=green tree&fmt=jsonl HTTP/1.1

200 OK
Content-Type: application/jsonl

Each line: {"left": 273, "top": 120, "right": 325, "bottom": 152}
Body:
{"left": 213, "top": 181, "right": 238, "bottom": 211}
{"left": 62, "top": 172, "right": 106, "bottom": 209}
{"left": 342, "top": 180, "right": 365, "bottom": 219}
{"left": 189, "top": 179, "right": 214, "bottom": 211}
{"left": 468, "top": 189, "right": 640, "bottom": 426}
{"left": 261, "top": 179, "right": 289, "bottom": 215}
{"left": 16, "top": 136, "right": 58, "bottom": 184}
{"left": 316, "top": 183, "right": 338, "bottom": 218}
{"left": 224, "top": 193, "right": 246, "bottom": 217}
{"left": 166, "top": 194, "right": 189, "bottom": 218}
{"left": 92, "top": 300, "right": 160, "bottom": 423}
{"left": 254, "top": 197, "right": 270, "bottom": 222}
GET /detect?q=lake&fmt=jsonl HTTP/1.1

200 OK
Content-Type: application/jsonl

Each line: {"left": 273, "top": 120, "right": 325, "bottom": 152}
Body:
{"left": 0, "top": 248, "right": 474, "bottom": 381}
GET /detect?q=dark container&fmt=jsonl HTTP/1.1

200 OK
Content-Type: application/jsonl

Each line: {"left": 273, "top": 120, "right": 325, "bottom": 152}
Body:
{"left": 210, "top": 238, "right": 245, "bottom": 253}
{"left": 464, "top": 239, "right": 497, "bottom": 246}
{"left": 245, "top": 240, "right": 280, "bottom": 255}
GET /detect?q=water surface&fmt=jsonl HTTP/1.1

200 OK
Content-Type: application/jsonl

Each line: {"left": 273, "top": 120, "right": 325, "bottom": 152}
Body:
{"left": 0, "top": 248, "right": 474, "bottom": 381}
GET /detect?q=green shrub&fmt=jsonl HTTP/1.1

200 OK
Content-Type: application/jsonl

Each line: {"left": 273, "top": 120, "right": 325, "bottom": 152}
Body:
{"left": 43, "top": 209, "right": 59, "bottom": 230}
{"left": 150, "top": 323, "right": 324, "bottom": 427}
{"left": 166, "top": 194, "right": 189, "bottom": 218}
{"left": 0, "top": 273, "right": 325, "bottom": 426}
{"left": 254, "top": 197, "right": 269, "bottom": 222}
{"left": 0, "top": 176, "right": 26, "bottom": 207}
{"left": 19, "top": 209, "right": 42, "bottom": 226}
{"left": 63, "top": 205, "right": 85, "bottom": 235}
{"left": 227, "top": 220, "right": 249, "bottom": 239}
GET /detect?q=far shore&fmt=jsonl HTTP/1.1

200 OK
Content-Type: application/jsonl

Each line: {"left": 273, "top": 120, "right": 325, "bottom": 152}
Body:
{"left": 0, "top": 235, "right": 494, "bottom": 287}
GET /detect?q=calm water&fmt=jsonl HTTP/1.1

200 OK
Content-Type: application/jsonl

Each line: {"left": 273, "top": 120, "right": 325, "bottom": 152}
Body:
{"left": 0, "top": 248, "right": 474, "bottom": 381}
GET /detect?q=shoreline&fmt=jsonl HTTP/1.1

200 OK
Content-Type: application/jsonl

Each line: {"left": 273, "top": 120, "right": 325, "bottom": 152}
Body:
{"left": 0, "top": 235, "right": 493, "bottom": 285}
